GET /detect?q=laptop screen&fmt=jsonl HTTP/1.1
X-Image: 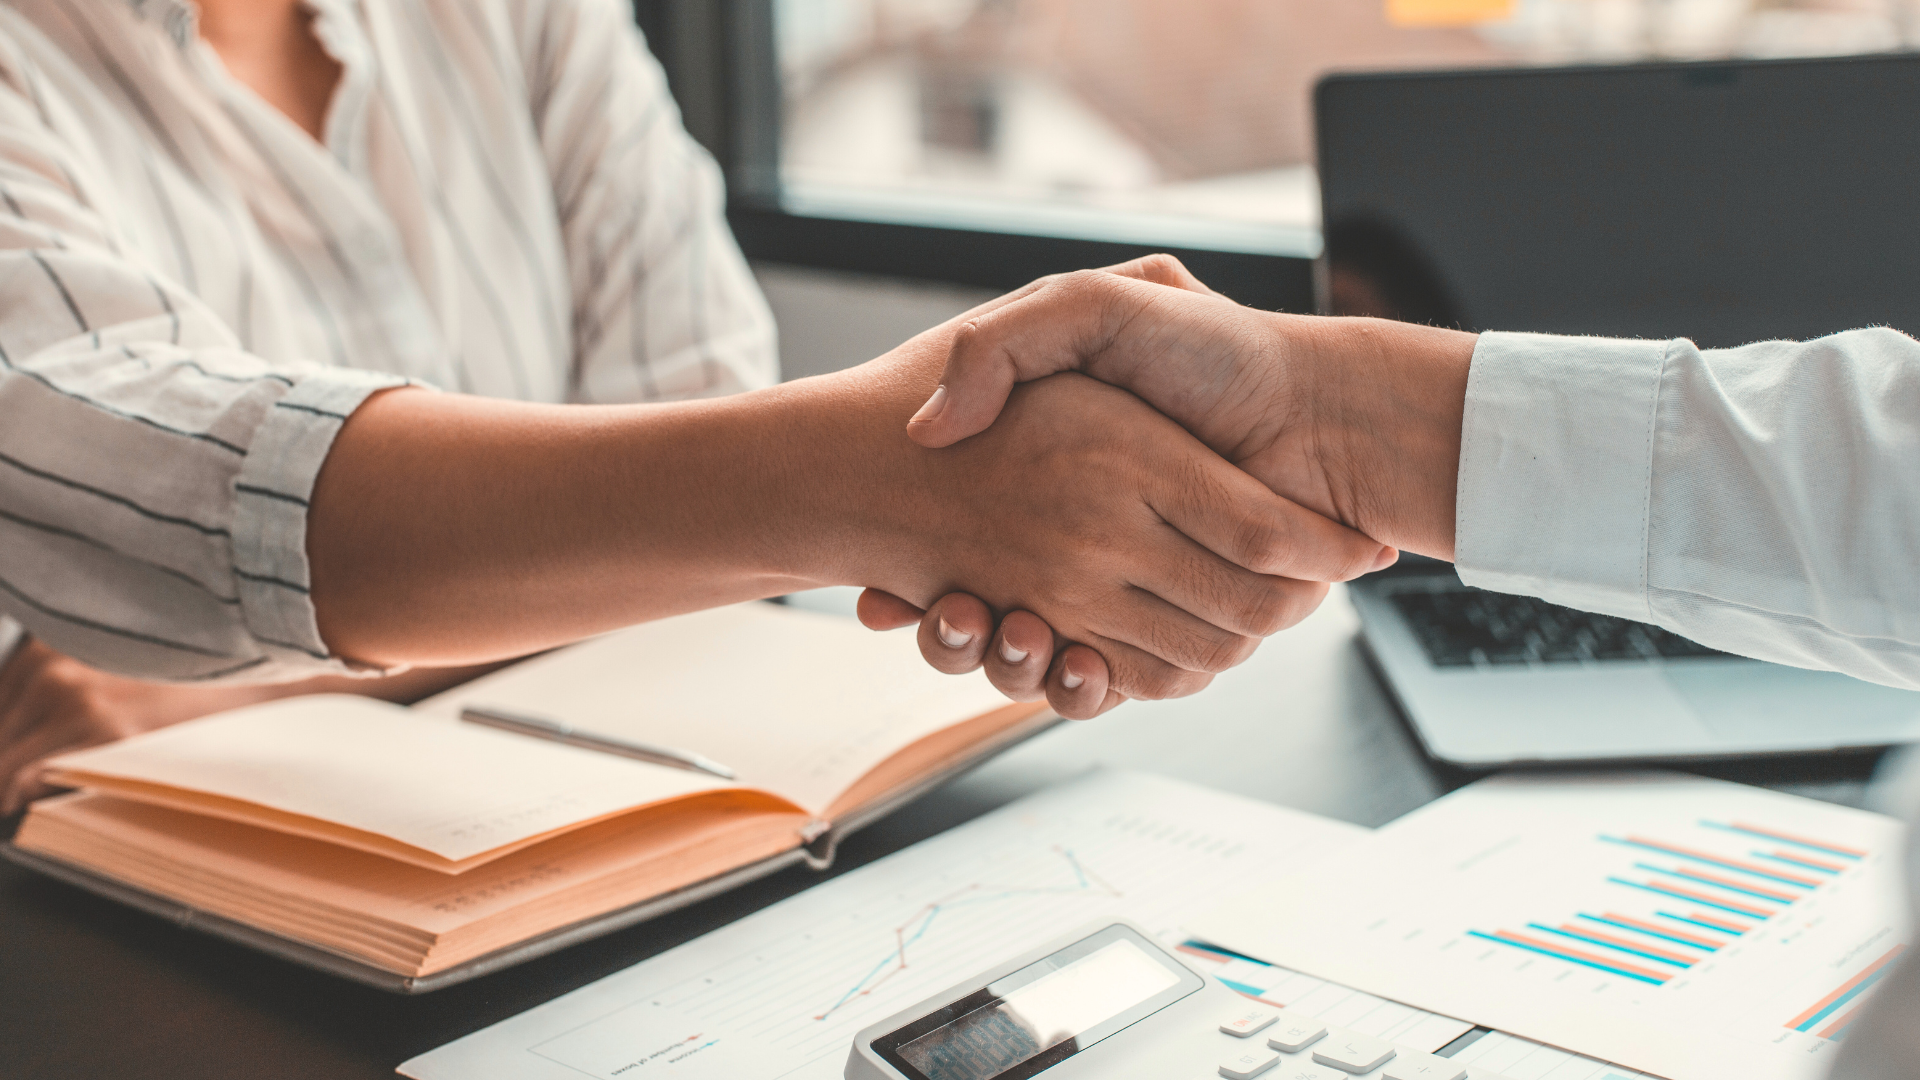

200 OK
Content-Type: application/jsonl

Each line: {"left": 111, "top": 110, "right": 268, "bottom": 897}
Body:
{"left": 1314, "top": 55, "right": 1920, "bottom": 348}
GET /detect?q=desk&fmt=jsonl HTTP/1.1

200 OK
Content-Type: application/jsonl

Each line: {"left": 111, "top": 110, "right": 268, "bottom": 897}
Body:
{"left": 0, "top": 589, "right": 1884, "bottom": 1080}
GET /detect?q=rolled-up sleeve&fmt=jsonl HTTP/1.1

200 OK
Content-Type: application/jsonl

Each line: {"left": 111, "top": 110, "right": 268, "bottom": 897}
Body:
{"left": 0, "top": 80, "right": 406, "bottom": 682}
{"left": 1455, "top": 327, "right": 1920, "bottom": 690}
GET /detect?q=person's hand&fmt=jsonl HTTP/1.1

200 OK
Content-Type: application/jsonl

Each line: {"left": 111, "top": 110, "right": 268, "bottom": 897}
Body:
{"left": 0, "top": 638, "right": 280, "bottom": 814}
{"left": 862, "top": 256, "right": 1477, "bottom": 712}
{"left": 840, "top": 365, "right": 1392, "bottom": 719}
{"left": 904, "top": 256, "right": 1477, "bottom": 553}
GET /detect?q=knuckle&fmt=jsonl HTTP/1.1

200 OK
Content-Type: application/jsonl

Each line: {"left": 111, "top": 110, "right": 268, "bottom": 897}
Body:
{"left": 1342, "top": 543, "right": 1386, "bottom": 581}
{"left": 1281, "top": 582, "right": 1331, "bottom": 628}
{"left": 1240, "top": 581, "right": 1298, "bottom": 637}
{"left": 1178, "top": 670, "right": 1216, "bottom": 697}
{"left": 1120, "top": 649, "right": 1207, "bottom": 698}
{"left": 1058, "top": 268, "right": 1117, "bottom": 300}
{"left": 1137, "top": 253, "right": 1185, "bottom": 281}
{"left": 1132, "top": 670, "right": 1181, "bottom": 700}
{"left": 1232, "top": 517, "right": 1294, "bottom": 576}
{"left": 1196, "top": 632, "right": 1257, "bottom": 674}
{"left": 1138, "top": 667, "right": 1210, "bottom": 700}
{"left": 949, "top": 319, "right": 986, "bottom": 356}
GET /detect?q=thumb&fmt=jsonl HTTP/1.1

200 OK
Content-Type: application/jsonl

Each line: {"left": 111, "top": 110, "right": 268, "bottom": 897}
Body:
{"left": 907, "top": 269, "right": 1150, "bottom": 448}
{"left": 905, "top": 317, "right": 1038, "bottom": 449}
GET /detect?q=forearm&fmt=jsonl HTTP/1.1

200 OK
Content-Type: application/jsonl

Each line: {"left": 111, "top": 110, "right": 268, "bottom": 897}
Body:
{"left": 1454, "top": 328, "right": 1920, "bottom": 688}
{"left": 308, "top": 354, "right": 941, "bottom": 667}
{"left": 271, "top": 660, "right": 516, "bottom": 704}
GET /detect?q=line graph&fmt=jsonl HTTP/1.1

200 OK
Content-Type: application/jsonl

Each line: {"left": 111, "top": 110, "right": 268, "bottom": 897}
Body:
{"left": 813, "top": 847, "right": 1123, "bottom": 1021}
{"left": 491, "top": 775, "right": 1374, "bottom": 1080}
{"left": 619, "top": 797, "right": 1292, "bottom": 1066}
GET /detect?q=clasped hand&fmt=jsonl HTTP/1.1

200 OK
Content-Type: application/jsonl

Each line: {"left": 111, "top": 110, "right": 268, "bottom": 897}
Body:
{"left": 859, "top": 254, "right": 1476, "bottom": 719}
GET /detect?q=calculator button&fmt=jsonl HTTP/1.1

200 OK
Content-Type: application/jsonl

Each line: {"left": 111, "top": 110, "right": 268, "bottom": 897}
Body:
{"left": 1309, "top": 1030, "right": 1396, "bottom": 1073}
{"left": 1264, "top": 1011, "right": 1327, "bottom": 1053}
{"left": 1220, "top": 1007, "right": 1280, "bottom": 1037}
{"left": 1271, "top": 1065, "right": 1345, "bottom": 1080}
{"left": 1382, "top": 1054, "right": 1467, "bottom": 1080}
{"left": 1219, "top": 1048, "right": 1280, "bottom": 1079}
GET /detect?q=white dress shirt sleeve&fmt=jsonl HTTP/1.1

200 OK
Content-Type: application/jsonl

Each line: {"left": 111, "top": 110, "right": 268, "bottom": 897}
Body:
{"left": 0, "top": 74, "right": 406, "bottom": 683}
{"left": 522, "top": 0, "right": 779, "bottom": 404}
{"left": 1454, "top": 327, "right": 1920, "bottom": 690}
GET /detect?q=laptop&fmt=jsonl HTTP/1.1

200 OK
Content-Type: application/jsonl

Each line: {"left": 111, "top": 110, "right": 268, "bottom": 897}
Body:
{"left": 1315, "top": 54, "right": 1920, "bottom": 767}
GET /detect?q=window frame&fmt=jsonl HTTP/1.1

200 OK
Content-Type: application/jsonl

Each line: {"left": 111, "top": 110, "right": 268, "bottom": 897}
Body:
{"left": 633, "top": 0, "right": 1319, "bottom": 312}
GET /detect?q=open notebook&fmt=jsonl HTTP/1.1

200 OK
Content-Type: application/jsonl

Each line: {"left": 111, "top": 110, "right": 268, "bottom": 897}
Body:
{"left": 3, "top": 603, "right": 1053, "bottom": 992}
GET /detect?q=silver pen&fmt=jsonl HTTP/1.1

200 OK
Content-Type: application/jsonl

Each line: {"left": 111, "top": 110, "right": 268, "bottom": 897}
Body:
{"left": 459, "top": 705, "right": 737, "bottom": 780}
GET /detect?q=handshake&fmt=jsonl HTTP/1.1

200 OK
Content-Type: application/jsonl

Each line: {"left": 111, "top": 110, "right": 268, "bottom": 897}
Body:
{"left": 0, "top": 256, "right": 1483, "bottom": 815}
{"left": 846, "top": 255, "right": 1479, "bottom": 720}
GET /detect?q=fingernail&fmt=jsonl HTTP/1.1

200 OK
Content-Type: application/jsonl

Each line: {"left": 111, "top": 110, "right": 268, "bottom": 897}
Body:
{"left": 910, "top": 384, "right": 948, "bottom": 424}
{"left": 1000, "top": 639, "right": 1029, "bottom": 664}
{"left": 1061, "top": 668, "right": 1085, "bottom": 690}
{"left": 936, "top": 617, "right": 973, "bottom": 649}
{"left": 1371, "top": 546, "right": 1400, "bottom": 572}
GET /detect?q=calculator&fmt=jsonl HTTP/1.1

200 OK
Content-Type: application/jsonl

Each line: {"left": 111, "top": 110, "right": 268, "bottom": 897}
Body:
{"left": 845, "top": 920, "right": 1489, "bottom": 1080}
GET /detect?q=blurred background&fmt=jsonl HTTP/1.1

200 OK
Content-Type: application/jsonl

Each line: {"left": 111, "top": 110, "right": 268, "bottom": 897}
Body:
{"left": 773, "top": 0, "right": 1920, "bottom": 248}
{"left": 633, "top": 0, "right": 1920, "bottom": 376}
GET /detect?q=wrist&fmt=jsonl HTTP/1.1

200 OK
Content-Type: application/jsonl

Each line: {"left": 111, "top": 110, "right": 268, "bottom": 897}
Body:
{"left": 1294, "top": 316, "right": 1476, "bottom": 560}
{"left": 744, "top": 338, "right": 955, "bottom": 595}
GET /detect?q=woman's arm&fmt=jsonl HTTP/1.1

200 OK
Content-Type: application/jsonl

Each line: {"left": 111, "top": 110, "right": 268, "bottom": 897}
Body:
{"left": 309, "top": 317, "right": 1390, "bottom": 710}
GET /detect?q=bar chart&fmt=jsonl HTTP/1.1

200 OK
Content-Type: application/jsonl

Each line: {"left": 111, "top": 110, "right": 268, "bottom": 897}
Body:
{"left": 1784, "top": 943, "right": 1905, "bottom": 1042}
{"left": 1466, "top": 818, "right": 1867, "bottom": 990}
{"left": 1190, "top": 772, "right": 1910, "bottom": 1080}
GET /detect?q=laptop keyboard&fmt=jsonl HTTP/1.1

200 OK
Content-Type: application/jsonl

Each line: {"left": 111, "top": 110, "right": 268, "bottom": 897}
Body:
{"left": 1388, "top": 586, "right": 1726, "bottom": 667}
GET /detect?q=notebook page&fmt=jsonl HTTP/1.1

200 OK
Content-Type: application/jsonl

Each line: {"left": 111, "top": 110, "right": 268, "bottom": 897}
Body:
{"left": 414, "top": 603, "right": 1020, "bottom": 816}
{"left": 41, "top": 695, "right": 735, "bottom": 871}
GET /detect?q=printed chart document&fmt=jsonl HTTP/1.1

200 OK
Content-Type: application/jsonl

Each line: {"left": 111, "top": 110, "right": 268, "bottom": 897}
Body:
{"left": 400, "top": 771, "right": 1486, "bottom": 1080}
{"left": 1191, "top": 772, "right": 1910, "bottom": 1080}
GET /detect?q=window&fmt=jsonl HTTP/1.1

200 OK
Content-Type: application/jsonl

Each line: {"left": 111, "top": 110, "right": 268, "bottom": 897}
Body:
{"left": 765, "top": 0, "right": 1920, "bottom": 259}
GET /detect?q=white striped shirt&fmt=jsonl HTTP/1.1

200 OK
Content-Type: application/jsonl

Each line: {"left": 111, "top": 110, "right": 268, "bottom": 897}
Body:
{"left": 0, "top": 0, "right": 777, "bottom": 682}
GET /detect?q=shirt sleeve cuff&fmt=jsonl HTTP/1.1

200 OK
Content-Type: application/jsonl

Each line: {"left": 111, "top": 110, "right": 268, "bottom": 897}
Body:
{"left": 229, "top": 368, "right": 415, "bottom": 674}
{"left": 1453, "top": 331, "right": 1672, "bottom": 621}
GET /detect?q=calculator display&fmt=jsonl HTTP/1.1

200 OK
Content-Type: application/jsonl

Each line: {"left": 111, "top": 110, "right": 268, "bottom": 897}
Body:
{"left": 873, "top": 926, "right": 1197, "bottom": 1080}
